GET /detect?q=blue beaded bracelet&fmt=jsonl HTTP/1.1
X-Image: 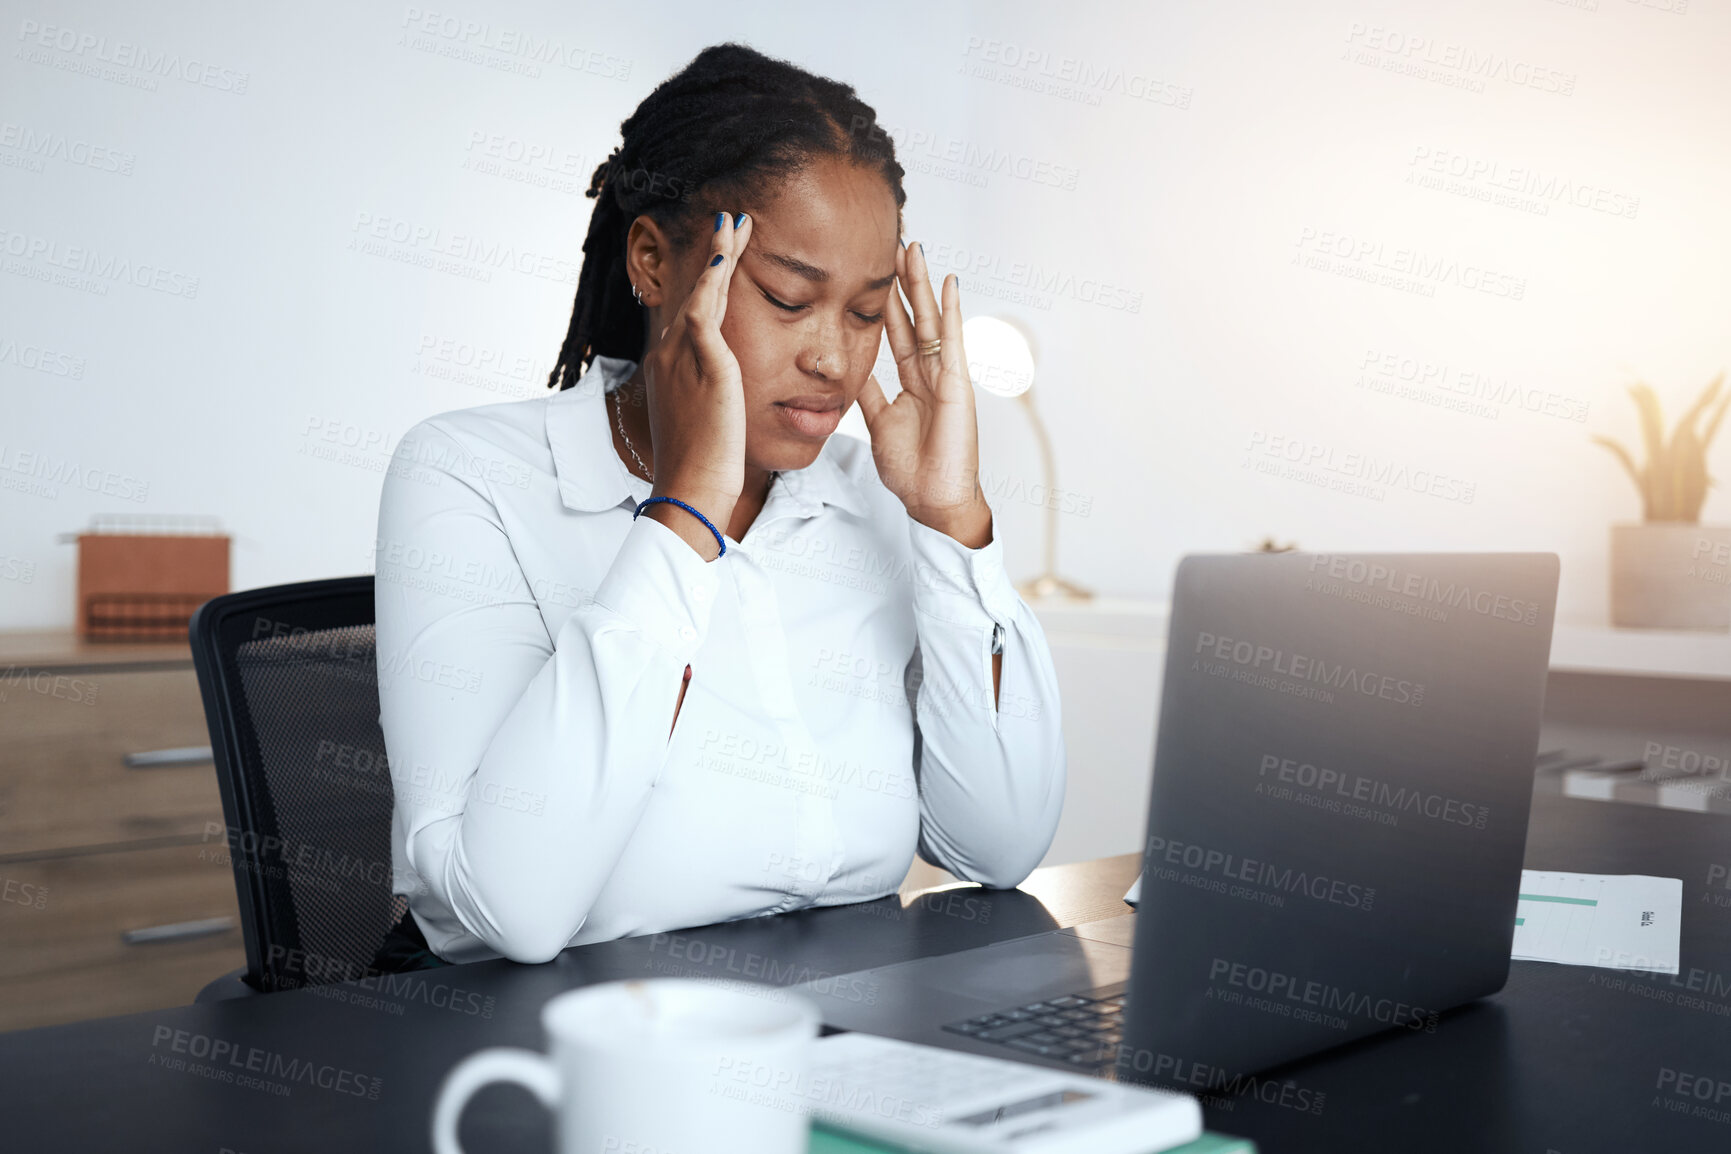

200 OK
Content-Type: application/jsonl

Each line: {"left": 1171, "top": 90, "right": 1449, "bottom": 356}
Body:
{"left": 634, "top": 496, "right": 726, "bottom": 558}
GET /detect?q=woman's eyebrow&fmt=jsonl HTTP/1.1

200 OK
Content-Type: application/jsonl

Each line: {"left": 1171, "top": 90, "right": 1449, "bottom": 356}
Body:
{"left": 757, "top": 248, "right": 896, "bottom": 291}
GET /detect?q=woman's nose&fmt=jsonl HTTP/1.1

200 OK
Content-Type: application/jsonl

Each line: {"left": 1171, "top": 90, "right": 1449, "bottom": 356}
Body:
{"left": 800, "top": 345, "right": 843, "bottom": 380}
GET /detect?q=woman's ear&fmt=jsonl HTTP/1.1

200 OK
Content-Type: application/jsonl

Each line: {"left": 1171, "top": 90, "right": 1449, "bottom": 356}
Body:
{"left": 624, "top": 214, "right": 677, "bottom": 308}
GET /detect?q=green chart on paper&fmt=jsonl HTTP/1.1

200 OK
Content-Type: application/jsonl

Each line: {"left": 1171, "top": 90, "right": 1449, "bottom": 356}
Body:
{"left": 1513, "top": 890, "right": 1597, "bottom": 929}
{"left": 1507, "top": 870, "right": 1683, "bottom": 973}
{"left": 1511, "top": 873, "right": 1608, "bottom": 965}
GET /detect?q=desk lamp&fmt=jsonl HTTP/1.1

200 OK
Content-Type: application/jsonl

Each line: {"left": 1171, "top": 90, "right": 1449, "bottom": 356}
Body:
{"left": 962, "top": 315, "right": 1092, "bottom": 602}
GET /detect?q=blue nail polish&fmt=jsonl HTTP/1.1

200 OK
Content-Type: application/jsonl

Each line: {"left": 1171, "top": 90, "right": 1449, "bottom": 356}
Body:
{"left": 709, "top": 253, "right": 724, "bottom": 266}
{"left": 734, "top": 212, "right": 747, "bottom": 229}
{"left": 714, "top": 212, "right": 726, "bottom": 232}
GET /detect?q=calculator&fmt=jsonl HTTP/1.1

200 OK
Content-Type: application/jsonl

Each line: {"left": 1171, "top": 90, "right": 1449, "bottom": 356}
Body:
{"left": 806, "top": 1030, "right": 1202, "bottom": 1153}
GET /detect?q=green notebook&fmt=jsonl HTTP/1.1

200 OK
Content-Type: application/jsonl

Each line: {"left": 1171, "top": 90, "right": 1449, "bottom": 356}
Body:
{"left": 809, "top": 1122, "right": 1255, "bottom": 1154}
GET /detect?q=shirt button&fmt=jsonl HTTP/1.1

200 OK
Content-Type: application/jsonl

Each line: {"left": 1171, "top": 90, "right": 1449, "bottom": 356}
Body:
{"left": 678, "top": 626, "right": 696, "bottom": 642}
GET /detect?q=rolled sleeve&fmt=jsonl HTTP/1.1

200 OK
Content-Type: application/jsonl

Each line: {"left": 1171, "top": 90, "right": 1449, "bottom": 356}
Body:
{"left": 907, "top": 516, "right": 1020, "bottom": 628}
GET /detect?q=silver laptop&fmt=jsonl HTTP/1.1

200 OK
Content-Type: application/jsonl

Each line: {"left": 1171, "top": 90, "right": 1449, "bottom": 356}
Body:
{"left": 798, "top": 552, "right": 1560, "bottom": 1093}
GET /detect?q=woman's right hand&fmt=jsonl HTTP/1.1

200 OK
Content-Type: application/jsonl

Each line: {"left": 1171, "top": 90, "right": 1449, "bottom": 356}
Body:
{"left": 639, "top": 210, "right": 754, "bottom": 555}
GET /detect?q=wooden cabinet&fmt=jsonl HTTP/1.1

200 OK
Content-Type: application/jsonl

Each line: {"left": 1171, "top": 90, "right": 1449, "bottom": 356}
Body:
{"left": 0, "top": 632, "right": 245, "bottom": 1033}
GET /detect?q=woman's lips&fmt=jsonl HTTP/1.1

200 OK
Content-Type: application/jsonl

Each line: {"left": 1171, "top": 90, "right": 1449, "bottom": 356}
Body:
{"left": 774, "top": 396, "right": 845, "bottom": 438}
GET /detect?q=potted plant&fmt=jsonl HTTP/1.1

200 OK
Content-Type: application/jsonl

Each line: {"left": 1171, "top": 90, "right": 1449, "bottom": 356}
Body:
{"left": 1593, "top": 374, "right": 1730, "bottom": 630}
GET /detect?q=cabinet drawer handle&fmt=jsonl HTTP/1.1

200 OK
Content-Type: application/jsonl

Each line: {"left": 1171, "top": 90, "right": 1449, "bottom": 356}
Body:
{"left": 122, "top": 916, "right": 236, "bottom": 945}
{"left": 123, "top": 746, "right": 214, "bottom": 769}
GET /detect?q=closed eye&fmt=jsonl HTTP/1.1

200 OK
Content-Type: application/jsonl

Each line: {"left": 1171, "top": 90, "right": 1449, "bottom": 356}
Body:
{"left": 760, "top": 289, "right": 806, "bottom": 313}
{"left": 761, "top": 288, "right": 882, "bottom": 325}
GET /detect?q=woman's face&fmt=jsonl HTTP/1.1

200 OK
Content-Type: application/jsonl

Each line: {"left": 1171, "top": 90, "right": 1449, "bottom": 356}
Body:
{"left": 672, "top": 156, "right": 901, "bottom": 473}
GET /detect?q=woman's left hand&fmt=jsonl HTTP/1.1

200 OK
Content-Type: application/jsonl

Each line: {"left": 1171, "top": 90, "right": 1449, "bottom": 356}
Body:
{"left": 857, "top": 241, "right": 993, "bottom": 549}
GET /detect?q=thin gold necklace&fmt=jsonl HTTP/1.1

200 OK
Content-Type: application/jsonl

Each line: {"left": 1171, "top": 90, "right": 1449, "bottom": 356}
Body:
{"left": 611, "top": 376, "right": 779, "bottom": 498}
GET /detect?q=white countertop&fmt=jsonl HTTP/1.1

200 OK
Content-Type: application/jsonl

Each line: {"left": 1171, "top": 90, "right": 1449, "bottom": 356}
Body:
{"left": 1548, "top": 621, "right": 1731, "bottom": 681}
{"left": 1029, "top": 598, "right": 1731, "bottom": 681}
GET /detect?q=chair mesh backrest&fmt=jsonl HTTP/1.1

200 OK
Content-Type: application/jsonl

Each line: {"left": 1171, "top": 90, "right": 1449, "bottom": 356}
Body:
{"left": 228, "top": 621, "right": 404, "bottom": 989}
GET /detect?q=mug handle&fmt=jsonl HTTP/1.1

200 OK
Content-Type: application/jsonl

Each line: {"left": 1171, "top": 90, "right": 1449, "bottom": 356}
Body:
{"left": 431, "top": 1047, "right": 561, "bottom": 1154}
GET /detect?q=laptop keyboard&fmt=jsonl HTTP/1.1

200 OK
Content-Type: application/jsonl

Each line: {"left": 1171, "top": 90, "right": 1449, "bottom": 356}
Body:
{"left": 942, "top": 993, "right": 1124, "bottom": 1067}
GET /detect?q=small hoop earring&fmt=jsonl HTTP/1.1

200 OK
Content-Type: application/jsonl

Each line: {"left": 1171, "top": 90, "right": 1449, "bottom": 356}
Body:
{"left": 631, "top": 282, "right": 643, "bottom": 305}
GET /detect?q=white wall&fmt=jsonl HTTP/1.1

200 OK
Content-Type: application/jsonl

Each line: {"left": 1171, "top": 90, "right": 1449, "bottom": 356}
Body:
{"left": 4, "top": 0, "right": 1729, "bottom": 629}
{"left": 961, "top": 0, "right": 1731, "bottom": 626}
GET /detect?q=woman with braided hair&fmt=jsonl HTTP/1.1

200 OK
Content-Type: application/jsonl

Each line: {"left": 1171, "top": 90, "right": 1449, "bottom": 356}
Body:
{"left": 372, "top": 42, "right": 1065, "bottom": 968}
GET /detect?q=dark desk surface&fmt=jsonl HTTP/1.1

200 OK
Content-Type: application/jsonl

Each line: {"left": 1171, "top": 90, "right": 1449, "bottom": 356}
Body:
{"left": 5, "top": 673, "right": 1731, "bottom": 1154}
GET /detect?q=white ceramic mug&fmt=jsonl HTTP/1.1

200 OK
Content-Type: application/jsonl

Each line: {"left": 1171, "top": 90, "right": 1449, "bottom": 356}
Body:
{"left": 432, "top": 978, "right": 821, "bottom": 1154}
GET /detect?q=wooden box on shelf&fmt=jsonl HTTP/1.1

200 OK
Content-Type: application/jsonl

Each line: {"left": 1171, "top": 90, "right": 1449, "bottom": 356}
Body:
{"left": 75, "top": 519, "right": 229, "bottom": 641}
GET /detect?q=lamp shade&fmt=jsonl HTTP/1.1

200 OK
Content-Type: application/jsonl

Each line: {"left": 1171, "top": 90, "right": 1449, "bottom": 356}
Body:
{"left": 961, "top": 315, "right": 1036, "bottom": 398}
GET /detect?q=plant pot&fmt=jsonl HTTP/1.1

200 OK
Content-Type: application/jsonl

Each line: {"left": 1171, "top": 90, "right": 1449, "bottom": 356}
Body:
{"left": 1609, "top": 523, "right": 1731, "bottom": 631}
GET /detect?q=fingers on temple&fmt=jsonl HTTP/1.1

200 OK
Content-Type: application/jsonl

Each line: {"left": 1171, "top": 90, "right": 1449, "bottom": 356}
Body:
{"left": 904, "top": 242, "right": 944, "bottom": 343}
{"left": 939, "top": 272, "right": 965, "bottom": 377}
{"left": 693, "top": 211, "right": 749, "bottom": 327}
{"left": 717, "top": 213, "right": 749, "bottom": 316}
{"left": 884, "top": 290, "right": 931, "bottom": 400}
{"left": 884, "top": 272, "right": 918, "bottom": 358}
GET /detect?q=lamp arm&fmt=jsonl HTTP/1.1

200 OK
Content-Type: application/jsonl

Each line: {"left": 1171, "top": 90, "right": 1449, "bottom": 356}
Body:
{"left": 1017, "top": 389, "right": 1060, "bottom": 578}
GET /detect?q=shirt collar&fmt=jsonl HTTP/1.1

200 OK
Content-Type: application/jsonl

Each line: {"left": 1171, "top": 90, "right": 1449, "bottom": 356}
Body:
{"left": 545, "top": 355, "right": 639, "bottom": 512}
{"left": 544, "top": 355, "right": 870, "bottom": 520}
{"left": 773, "top": 441, "right": 871, "bottom": 520}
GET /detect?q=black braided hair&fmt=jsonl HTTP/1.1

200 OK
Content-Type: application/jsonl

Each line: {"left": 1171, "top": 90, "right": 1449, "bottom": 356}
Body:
{"left": 548, "top": 42, "right": 908, "bottom": 390}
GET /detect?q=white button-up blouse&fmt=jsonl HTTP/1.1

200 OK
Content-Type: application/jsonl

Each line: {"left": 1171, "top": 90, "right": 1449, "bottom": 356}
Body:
{"left": 374, "top": 354, "right": 1066, "bottom": 964}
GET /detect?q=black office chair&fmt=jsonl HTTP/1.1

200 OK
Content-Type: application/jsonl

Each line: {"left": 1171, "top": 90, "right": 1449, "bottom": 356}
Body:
{"left": 188, "top": 576, "right": 405, "bottom": 1000}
